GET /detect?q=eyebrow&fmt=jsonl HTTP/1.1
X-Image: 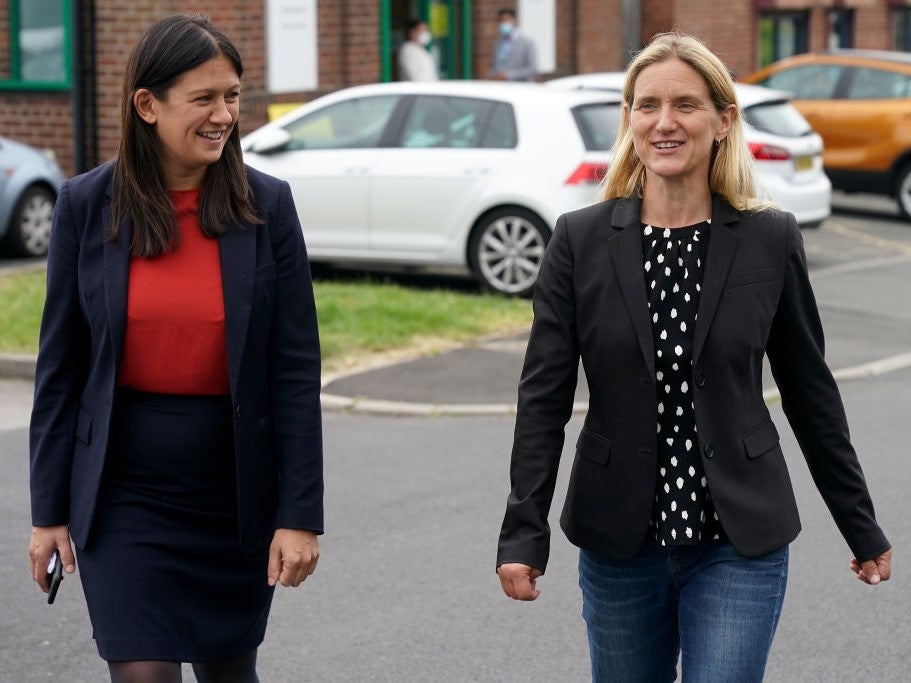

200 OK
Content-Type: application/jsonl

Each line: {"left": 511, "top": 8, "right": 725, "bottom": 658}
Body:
{"left": 186, "top": 83, "right": 241, "bottom": 96}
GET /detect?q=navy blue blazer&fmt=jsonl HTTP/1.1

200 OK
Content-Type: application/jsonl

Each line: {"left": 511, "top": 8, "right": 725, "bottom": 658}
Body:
{"left": 497, "top": 195, "right": 890, "bottom": 570}
{"left": 29, "top": 162, "right": 323, "bottom": 552}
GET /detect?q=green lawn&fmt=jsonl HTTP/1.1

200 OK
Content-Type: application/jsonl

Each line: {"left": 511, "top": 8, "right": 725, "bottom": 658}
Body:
{"left": 0, "top": 269, "right": 532, "bottom": 371}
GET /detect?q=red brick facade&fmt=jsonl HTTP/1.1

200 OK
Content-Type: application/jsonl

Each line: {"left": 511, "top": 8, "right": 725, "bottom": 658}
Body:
{"left": 1, "top": 0, "right": 909, "bottom": 176}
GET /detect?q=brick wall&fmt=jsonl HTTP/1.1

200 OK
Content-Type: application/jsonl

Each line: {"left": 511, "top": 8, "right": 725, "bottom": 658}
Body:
{"left": 575, "top": 0, "right": 624, "bottom": 73}
{"left": 1, "top": 0, "right": 909, "bottom": 178}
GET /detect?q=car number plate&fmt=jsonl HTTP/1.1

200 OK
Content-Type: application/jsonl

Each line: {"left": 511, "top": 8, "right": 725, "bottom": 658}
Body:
{"left": 794, "top": 155, "right": 813, "bottom": 172}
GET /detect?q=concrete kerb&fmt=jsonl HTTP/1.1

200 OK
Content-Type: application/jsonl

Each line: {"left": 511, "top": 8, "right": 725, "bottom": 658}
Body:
{"left": 6, "top": 345, "right": 911, "bottom": 418}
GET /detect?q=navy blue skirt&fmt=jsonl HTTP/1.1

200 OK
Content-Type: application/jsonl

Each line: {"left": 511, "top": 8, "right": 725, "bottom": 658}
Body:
{"left": 77, "top": 390, "right": 273, "bottom": 662}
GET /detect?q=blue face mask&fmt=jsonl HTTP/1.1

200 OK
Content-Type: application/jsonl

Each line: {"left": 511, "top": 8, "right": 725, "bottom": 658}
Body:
{"left": 499, "top": 22, "right": 513, "bottom": 37}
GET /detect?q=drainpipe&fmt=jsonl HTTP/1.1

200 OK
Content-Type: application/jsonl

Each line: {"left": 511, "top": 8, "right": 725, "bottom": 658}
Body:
{"left": 72, "top": 0, "right": 98, "bottom": 172}
{"left": 621, "top": 0, "right": 641, "bottom": 67}
{"left": 72, "top": 0, "right": 85, "bottom": 174}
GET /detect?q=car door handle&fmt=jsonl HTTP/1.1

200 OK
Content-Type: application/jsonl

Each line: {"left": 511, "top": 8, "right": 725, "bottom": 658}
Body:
{"left": 462, "top": 167, "right": 491, "bottom": 176}
{"left": 343, "top": 167, "right": 370, "bottom": 175}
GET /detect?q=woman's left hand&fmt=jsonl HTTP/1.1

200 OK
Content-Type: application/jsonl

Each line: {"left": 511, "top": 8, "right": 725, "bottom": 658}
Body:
{"left": 850, "top": 549, "right": 892, "bottom": 586}
{"left": 267, "top": 528, "right": 320, "bottom": 587}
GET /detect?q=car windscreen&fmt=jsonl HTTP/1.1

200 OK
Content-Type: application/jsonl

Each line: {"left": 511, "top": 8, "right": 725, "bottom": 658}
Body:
{"left": 742, "top": 101, "right": 812, "bottom": 138}
{"left": 572, "top": 103, "right": 622, "bottom": 151}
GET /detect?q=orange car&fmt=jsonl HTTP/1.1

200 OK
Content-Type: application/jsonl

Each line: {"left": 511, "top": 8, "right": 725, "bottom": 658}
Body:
{"left": 744, "top": 50, "right": 911, "bottom": 219}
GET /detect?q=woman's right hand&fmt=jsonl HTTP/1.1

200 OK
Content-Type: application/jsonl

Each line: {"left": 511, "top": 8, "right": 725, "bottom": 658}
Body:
{"left": 497, "top": 563, "right": 543, "bottom": 601}
{"left": 29, "top": 525, "right": 76, "bottom": 592}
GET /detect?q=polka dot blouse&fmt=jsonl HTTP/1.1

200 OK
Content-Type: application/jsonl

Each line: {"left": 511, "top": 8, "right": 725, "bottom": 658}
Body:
{"left": 641, "top": 222, "right": 724, "bottom": 546}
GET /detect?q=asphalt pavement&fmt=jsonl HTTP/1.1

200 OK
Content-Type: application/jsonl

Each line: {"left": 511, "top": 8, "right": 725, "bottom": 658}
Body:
{"left": 2, "top": 195, "right": 911, "bottom": 680}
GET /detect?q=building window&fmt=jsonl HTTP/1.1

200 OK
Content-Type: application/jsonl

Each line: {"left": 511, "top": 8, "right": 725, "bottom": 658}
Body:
{"left": 1, "top": 0, "right": 72, "bottom": 89}
{"left": 828, "top": 9, "right": 854, "bottom": 49}
{"left": 757, "top": 12, "right": 809, "bottom": 68}
{"left": 894, "top": 8, "right": 911, "bottom": 52}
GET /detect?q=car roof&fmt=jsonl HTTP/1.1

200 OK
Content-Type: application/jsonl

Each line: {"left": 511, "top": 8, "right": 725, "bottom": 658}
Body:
{"left": 546, "top": 72, "right": 793, "bottom": 107}
{"left": 814, "top": 48, "right": 911, "bottom": 66}
{"left": 300, "top": 80, "right": 622, "bottom": 108}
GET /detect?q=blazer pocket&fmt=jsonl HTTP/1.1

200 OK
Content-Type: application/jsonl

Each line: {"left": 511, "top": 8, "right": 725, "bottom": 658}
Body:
{"left": 723, "top": 267, "right": 775, "bottom": 292}
{"left": 576, "top": 426, "right": 612, "bottom": 466}
{"left": 75, "top": 406, "right": 93, "bottom": 446}
{"left": 742, "top": 419, "right": 780, "bottom": 459}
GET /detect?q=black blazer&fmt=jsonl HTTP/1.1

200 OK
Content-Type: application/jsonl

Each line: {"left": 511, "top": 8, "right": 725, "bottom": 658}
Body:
{"left": 497, "top": 195, "right": 889, "bottom": 570}
{"left": 29, "top": 162, "right": 323, "bottom": 552}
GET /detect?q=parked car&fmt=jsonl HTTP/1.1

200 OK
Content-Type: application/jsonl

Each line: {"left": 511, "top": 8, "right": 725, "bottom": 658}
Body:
{"left": 744, "top": 50, "right": 911, "bottom": 219}
{"left": 242, "top": 81, "right": 622, "bottom": 296}
{"left": 547, "top": 72, "right": 831, "bottom": 227}
{"left": 0, "top": 136, "right": 65, "bottom": 257}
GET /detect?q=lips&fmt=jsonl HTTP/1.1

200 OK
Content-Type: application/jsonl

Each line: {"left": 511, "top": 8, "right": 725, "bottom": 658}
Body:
{"left": 654, "top": 141, "right": 682, "bottom": 149}
{"left": 197, "top": 130, "right": 226, "bottom": 141}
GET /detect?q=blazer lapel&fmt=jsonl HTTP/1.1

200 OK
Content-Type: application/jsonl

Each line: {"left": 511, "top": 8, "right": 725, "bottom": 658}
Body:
{"left": 692, "top": 196, "right": 740, "bottom": 364}
{"left": 608, "top": 197, "right": 656, "bottom": 379}
{"left": 102, "top": 187, "right": 131, "bottom": 372}
{"left": 219, "top": 222, "right": 257, "bottom": 396}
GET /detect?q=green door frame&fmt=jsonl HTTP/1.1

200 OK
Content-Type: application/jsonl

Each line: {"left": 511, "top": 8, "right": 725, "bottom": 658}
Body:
{"left": 380, "top": 0, "right": 472, "bottom": 81}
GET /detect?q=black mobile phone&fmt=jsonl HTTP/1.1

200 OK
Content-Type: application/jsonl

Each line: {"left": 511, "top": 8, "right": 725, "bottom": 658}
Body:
{"left": 46, "top": 550, "right": 63, "bottom": 604}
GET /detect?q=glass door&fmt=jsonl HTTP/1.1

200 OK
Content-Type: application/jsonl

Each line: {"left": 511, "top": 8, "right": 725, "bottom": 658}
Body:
{"left": 381, "top": 0, "right": 471, "bottom": 80}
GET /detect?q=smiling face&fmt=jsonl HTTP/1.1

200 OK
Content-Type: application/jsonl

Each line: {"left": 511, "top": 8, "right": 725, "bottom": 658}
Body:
{"left": 134, "top": 53, "right": 240, "bottom": 189}
{"left": 627, "top": 57, "right": 734, "bottom": 191}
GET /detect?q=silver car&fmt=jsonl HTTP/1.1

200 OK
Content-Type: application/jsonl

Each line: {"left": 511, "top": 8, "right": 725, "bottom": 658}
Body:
{"left": 0, "top": 136, "right": 65, "bottom": 257}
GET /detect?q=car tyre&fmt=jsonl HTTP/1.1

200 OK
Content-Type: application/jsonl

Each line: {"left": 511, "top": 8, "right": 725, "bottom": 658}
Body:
{"left": 896, "top": 163, "right": 911, "bottom": 221}
{"left": 2, "top": 185, "right": 55, "bottom": 257}
{"left": 468, "top": 207, "right": 550, "bottom": 297}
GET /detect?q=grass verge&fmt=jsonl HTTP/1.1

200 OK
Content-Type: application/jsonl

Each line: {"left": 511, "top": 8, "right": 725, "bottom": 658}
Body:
{"left": 0, "top": 269, "right": 532, "bottom": 372}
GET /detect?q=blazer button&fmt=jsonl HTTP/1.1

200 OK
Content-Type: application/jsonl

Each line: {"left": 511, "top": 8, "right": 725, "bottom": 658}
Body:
{"left": 703, "top": 443, "right": 714, "bottom": 458}
{"left": 695, "top": 372, "right": 706, "bottom": 388}
{"left": 234, "top": 404, "right": 241, "bottom": 419}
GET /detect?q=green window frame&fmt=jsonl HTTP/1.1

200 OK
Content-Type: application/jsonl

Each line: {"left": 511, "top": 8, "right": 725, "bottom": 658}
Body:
{"left": 0, "top": 0, "right": 73, "bottom": 91}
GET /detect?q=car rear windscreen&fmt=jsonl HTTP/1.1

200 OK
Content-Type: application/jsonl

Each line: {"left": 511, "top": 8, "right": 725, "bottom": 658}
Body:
{"left": 743, "top": 101, "right": 812, "bottom": 138}
{"left": 572, "top": 103, "right": 622, "bottom": 151}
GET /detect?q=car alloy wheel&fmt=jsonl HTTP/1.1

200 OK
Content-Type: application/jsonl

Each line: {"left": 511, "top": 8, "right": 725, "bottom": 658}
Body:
{"left": 896, "top": 164, "right": 911, "bottom": 221}
{"left": 4, "top": 185, "right": 55, "bottom": 257}
{"left": 469, "top": 207, "right": 549, "bottom": 297}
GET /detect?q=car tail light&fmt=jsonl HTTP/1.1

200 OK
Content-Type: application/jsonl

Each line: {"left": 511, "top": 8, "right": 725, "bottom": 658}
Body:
{"left": 748, "top": 142, "right": 791, "bottom": 161}
{"left": 565, "top": 162, "right": 608, "bottom": 185}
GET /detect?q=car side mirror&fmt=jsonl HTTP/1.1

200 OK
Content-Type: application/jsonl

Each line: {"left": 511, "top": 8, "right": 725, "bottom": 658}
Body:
{"left": 247, "top": 127, "right": 292, "bottom": 154}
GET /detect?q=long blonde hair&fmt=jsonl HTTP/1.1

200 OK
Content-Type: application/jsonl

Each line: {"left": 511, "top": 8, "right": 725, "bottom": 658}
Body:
{"left": 601, "top": 33, "right": 767, "bottom": 212}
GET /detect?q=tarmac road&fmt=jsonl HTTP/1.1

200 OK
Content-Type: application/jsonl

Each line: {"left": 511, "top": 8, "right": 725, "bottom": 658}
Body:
{"left": 1, "top": 193, "right": 910, "bottom": 680}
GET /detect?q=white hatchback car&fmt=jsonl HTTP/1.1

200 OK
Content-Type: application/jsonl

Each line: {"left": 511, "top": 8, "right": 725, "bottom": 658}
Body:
{"left": 547, "top": 72, "right": 832, "bottom": 227}
{"left": 242, "top": 81, "right": 621, "bottom": 295}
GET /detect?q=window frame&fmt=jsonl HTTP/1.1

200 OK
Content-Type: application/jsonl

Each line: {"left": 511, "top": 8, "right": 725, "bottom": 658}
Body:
{"left": 0, "top": 0, "right": 73, "bottom": 91}
{"left": 757, "top": 11, "right": 809, "bottom": 69}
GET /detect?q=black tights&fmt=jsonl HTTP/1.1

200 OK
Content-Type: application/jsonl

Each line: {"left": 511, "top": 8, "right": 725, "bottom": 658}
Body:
{"left": 108, "top": 649, "right": 259, "bottom": 683}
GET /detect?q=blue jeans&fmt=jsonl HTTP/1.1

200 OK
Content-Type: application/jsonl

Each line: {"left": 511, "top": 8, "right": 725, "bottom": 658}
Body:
{"left": 578, "top": 539, "right": 788, "bottom": 683}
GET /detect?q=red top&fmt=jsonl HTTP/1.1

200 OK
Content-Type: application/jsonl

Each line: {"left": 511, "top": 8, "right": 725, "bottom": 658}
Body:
{"left": 118, "top": 188, "right": 230, "bottom": 395}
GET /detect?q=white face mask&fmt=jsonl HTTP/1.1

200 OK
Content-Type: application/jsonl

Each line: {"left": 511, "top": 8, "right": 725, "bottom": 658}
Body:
{"left": 418, "top": 30, "right": 432, "bottom": 46}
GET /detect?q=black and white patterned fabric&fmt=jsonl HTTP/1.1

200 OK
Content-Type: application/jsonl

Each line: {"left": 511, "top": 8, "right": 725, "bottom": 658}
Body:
{"left": 641, "top": 222, "right": 724, "bottom": 546}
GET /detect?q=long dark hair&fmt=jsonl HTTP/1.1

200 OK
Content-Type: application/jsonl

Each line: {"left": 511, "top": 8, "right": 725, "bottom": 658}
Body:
{"left": 111, "top": 14, "right": 260, "bottom": 256}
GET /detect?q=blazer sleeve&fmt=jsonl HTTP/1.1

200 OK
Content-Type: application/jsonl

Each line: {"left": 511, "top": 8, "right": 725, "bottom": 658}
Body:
{"left": 29, "top": 180, "right": 91, "bottom": 526}
{"left": 766, "top": 215, "right": 889, "bottom": 561}
{"left": 268, "top": 181, "right": 324, "bottom": 533}
{"left": 497, "top": 214, "right": 579, "bottom": 572}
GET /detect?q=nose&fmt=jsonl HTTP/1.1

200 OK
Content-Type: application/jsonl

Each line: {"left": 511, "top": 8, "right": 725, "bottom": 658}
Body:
{"left": 210, "top": 99, "right": 234, "bottom": 124}
{"left": 655, "top": 104, "right": 676, "bottom": 132}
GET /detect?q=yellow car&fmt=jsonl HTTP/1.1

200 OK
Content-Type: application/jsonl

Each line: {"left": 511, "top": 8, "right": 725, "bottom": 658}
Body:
{"left": 744, "top": 50, "right": 911, "bottom": 219}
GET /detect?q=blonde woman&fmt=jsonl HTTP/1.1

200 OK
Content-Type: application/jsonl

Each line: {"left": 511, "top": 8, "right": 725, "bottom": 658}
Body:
{"left": 497, "top": 33, "right": 891, "bottom": 682}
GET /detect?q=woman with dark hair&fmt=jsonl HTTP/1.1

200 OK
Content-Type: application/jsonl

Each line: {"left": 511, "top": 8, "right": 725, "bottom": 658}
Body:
{"left": 28, "top": 15, "right": 323, "bottom": 682}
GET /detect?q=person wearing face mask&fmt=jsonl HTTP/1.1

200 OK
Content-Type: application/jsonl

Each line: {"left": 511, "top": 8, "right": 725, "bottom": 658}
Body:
{"left": 399, "top": 19, "right": 438, "bottom": 82}
{"left": 488, "top": 8, "right": 537, "bottom": 82}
